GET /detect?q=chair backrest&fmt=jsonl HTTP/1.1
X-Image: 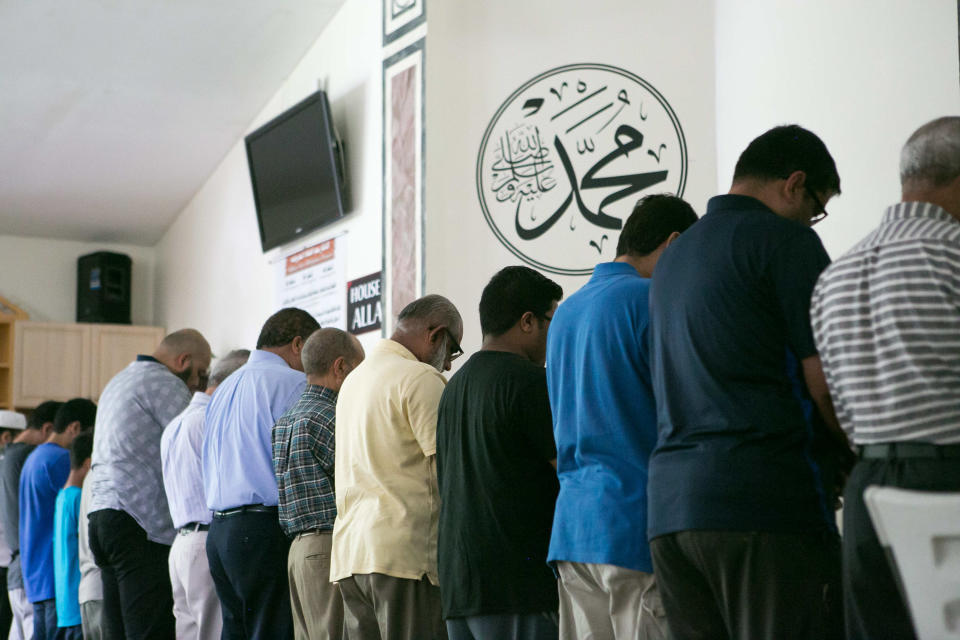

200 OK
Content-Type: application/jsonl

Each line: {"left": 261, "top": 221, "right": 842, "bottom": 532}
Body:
{"left": 864, "top": 486, "right": 960, "bottom": 640}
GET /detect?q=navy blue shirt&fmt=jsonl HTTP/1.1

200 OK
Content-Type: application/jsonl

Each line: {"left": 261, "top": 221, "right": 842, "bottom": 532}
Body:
{"left": 647, "top": 195, "right": 833, "bottom": 538}
{"left": 546, "top": 262, "right": 658, "bottom": 572}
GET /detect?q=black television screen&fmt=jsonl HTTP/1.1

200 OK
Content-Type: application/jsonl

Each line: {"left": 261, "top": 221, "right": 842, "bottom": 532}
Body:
{"left": 245, "top": 90, "right": 347, "bottom": 252}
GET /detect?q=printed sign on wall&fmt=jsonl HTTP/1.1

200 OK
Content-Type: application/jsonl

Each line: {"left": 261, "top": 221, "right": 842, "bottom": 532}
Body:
{"left": 276, "top": 237, "right": 346, "bottom": 330}
{"left": 347, "top": 272, "right": 383, "bottom": 335}
{"left": 477, "top": 63, "right": 688, "bottom": 276}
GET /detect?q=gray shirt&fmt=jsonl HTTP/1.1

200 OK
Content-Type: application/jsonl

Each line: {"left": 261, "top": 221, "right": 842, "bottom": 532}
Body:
{"left": 89, "top": 359, "right": 191, "bottom": 545}
{"left": 78, "top": 482, "right": 102, "bottom": 603}
{"left": 0, "top": 442, "right": 35, "bottom": 589}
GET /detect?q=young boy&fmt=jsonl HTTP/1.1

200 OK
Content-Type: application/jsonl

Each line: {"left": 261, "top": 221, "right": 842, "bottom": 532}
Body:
{"left": 53, "top": 430, "right": 94, "bottom": 640}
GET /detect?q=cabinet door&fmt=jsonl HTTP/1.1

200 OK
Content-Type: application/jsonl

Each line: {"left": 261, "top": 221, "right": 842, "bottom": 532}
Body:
{"left": 89, "top": 325, "right": 165, "bottom": 400}
{"left": 13, "top": 322, "right": 91, "bottom": 408}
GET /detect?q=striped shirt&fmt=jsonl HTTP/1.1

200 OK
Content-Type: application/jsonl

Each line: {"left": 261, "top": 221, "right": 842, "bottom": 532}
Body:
{"left": 160, "top": 392, "right": 213, "bottom": 529}
{"left": 272, "top": 385, "right": 338, "bottom": 536}
{"left": 811, "top": 201, "right": 960, "bottom": 444}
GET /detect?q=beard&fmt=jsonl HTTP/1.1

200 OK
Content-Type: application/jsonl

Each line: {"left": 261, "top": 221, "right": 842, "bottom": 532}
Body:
{"left": 428, "top": 333, "right": 449, "bottom": 372}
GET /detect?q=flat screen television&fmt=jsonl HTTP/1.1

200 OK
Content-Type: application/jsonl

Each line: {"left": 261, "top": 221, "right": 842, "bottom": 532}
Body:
{"left": 245, "top": 90, "right": 348, "bottom": 252}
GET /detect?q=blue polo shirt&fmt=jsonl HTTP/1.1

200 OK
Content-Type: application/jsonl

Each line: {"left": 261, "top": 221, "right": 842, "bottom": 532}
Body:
{"left": 546, "top": 262, "right": 657, "bottom": 572}
{"left": 203, "top": 350, "right": 306, "bottom": 511}
{"left": 19, "top": 443, "right": 71, "bottom": 603}
{"left": 647, "top": 194, "right": 833, "bottom": 539}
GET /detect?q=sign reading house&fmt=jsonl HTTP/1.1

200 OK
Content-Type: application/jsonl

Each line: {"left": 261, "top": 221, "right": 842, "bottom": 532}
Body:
{"left": 477, "top": 63, "right": 687, "bottom": 276}
{"left": 347, "top": 272, "right": 383, "bottom": 335}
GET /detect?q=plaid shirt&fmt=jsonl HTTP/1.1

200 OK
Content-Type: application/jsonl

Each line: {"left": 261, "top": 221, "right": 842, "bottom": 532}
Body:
{"left": 272, "top": 384, "right": 338, "bottom": 536}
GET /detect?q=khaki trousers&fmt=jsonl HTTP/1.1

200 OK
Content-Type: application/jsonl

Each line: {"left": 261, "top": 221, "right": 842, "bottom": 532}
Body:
{"left": 169, "top": 530, "right": 222, "bottom": 640}
{"left": 338, "top": 573, "right": 446, "bottom": 640}
{"left": 288, "top": 531, "right": 344, "bottom": 640}
{"left": 556, "top": 561, "right": 668, "bottom": 640}
{"left": 80, "top": 600, "right": 104, "bottom": 640}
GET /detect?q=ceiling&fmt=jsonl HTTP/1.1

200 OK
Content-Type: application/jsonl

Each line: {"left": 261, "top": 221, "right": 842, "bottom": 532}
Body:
{"left": 0, "top": 0, "right": 346, "bottom": 245}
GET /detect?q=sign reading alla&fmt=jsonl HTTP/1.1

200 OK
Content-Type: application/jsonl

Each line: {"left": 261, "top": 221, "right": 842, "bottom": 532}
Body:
{"left": 477, "top": 63, "right": 688, "bottom": 275}
{"left": 347, "top": 272, "right": 383, "bottom": 335}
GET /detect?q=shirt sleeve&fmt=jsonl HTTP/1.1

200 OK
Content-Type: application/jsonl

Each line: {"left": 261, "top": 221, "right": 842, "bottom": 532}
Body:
{"left": 519, "top": 371, "right": 556, "bottom": 463}
{"left": 768, "top": 228, "right": 831, "bottom": 360}
{"left": 307, "top": 413, "right": 337, "bottom": 478}
{"left": 405, "top": 369, "right": 446, "bottom": 456}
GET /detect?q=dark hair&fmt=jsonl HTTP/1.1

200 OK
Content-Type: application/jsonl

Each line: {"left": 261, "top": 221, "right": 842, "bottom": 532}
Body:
{"left": 616, "top": 194, "right": 698, "bottom": 257}
{"left": 70, "top": 429, "right": 94, "bottom": 470}
{"left": 479, "top": 266, "right": 563, "bottom": 337}
{"left": 28, "top": 401, "right": 63, "bottom": 430}
{"left": 53, "top": 398, "right": 97, "bottom": 434}
{"left": 256, "top": 308, "right": 321, "bottom": 349}
{"left": 732, "top": 124, "right": 840, "bottom": 195}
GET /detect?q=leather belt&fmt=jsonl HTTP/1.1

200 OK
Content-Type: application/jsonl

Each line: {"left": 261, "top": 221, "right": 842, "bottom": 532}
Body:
{"left": 859, "top": 442, "right": 960, "bottom": 459}
{"left": 295, "top": 528, "right": 333, "bottom": 537}
{"left": 178, "top": 522, "right": 210, "bottom": 534}
{"left": 213, "top": 504, "right": 278, "bottom": 518}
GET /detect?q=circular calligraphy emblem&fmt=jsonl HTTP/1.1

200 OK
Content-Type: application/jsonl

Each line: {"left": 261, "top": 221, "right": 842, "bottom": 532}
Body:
{"left": 477, "top": 63, "right": 687, "bottom": 275}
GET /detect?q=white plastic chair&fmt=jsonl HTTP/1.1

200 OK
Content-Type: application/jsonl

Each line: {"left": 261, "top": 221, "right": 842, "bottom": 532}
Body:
{"left": 864, "top": 486, "right": 960, "bottom": 640}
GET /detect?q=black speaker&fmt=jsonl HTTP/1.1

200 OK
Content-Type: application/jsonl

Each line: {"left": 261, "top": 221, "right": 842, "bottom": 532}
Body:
{"left": 77, "top": 252, "right": 132, "bottom": 324}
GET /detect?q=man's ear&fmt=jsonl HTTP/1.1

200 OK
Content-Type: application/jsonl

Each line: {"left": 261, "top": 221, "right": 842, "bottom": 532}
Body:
{"left": 41, "top": 422, "right": 54, "bottom": 439}
{"left": 174, "top": 352, "right": 191, "bottom": 374}
{"left": 662, "top": 230, "right": 681, "bottom": 249}
{"left": 519, "top": 311, "right": 537, "bottom": 333}
{"left": 68, "top": 420, "right": 82, "bottom": 437}
{"left": 291, "top": 336, "right": 305, "bottom": 356}
{"left": 426, "top": 325, "right": 445, "bottom": 346}
{"left": 783, "top": 170, "right": 807, "bottom": 201}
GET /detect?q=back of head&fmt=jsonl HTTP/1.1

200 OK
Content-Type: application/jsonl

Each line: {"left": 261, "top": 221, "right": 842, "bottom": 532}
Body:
{"left": 396, "top": 295, "right": 463, "bottom": 336}
{"left": 616, "top": 194, "right": 699, "bottom": 257}
{"left": 900, "top": 116, "right": 960, "bottom": 191}
{"left": 207, "top": 349, "right": 251, "bottom": 388}
{"left": 28, "top": 400, "right": 63, "bottom": 430}
{"left": 301, "top": 328, "right": 363, "bottom": 377}
{"left": 257, "top": 308, "right": 321, "bottom": 349}
{"left": 158, "top": 329, "right": 210, "bottom": 358}
{"left": 53, "top": 398, "right": 97, "bottom": 434}
{"left": 733, "top": 124, "right": 840, "bottom": 195}
{"left": 70, "top": 429, "right": 94, "bottom": 470}
{"left": 479, "top": 266, "right": 563, "bottom": 337}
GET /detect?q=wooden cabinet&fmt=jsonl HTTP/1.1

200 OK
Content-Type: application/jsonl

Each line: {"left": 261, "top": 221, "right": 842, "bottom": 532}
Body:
{"left": 13, "top": 322, "right": 164, "bottom": 408}
{"left": 0, "top": 296, "right": 28, "bottom": 411}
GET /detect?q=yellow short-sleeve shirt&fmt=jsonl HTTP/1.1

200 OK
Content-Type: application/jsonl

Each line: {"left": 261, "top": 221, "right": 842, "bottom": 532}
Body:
{"left": 330, "top": 339, "right": 447, "bottom": 584}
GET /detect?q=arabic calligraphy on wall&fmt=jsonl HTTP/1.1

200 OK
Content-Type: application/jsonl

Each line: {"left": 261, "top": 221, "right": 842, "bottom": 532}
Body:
{"left": 476, "top": 63, "right": 687, "bottom": 276}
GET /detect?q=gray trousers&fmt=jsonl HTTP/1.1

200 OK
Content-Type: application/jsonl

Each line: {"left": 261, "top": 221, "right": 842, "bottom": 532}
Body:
{"left": 338, "top": 573, "right": 446, "bottom": 640}
{"left": 80, "top": 600, "right": 104, "bottom": 640}
{"left": 288, "top": 531, "right": 344, "bottom": 640}
{"left": 447, "top": 612, "right": 558, "bottom": 640}
{"left": 556, "top": 561, "right": 668, "bottom": 640}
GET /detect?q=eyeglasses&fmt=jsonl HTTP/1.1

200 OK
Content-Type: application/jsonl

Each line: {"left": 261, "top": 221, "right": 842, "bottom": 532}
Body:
{"left": 804, "top": 186, "right": 829, "bottom": 226}
{"left": 444, "top": 328, "right": 463, "bottom": 362}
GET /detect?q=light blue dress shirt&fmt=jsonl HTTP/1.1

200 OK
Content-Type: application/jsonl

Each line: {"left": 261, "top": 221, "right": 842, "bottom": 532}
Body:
{"left": 161, "top": 392, "right": 213, "bottom": 528}
{"left": 202, "top": 350, "right": 306, "bottom": 511}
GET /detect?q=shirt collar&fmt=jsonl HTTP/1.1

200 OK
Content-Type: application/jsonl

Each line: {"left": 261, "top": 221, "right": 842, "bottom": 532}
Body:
{"left": 375, "top": 339, "right": 418, "bottom": 362}
{"left": 882, "top": 201, "right": 957, "bottom": 225}
{"left": 136, "top": 354, "right": 160, "bottom": 363}
{"left": 190, "top": 391, "right": 211, "bottom": 408}
{"left": 591, "top": 262, "right": 643, "bottom": 279}
{"left": 302, "top": 384, "right": 338, "bottom": 404}
{"left": 248, "top": 349, "right": 291, "bottom": 367}
{"left": 706, "top": 194, "right": 775, "bottom": 216}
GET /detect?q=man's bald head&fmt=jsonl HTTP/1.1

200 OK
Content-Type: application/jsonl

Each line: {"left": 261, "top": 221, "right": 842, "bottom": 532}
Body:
{"left": 301, "top": 328, "right": 365, "bottom": 391}
{"left": 154, "top": 328, "right": 212, "bottom": 392}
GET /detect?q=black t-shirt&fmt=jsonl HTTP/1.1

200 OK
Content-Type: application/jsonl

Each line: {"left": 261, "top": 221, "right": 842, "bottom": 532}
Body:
{"left": 648, "top": 194, "right": 834, "bottom": 537}
{"left": 436, "top": 351, "right": 558, "bottom": 618}
{"left": 0, "top": 441, "right": 37, "bottom": 588}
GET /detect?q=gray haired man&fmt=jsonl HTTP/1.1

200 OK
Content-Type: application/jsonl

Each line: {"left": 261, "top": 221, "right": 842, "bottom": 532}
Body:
{"left": 273, "top": 328, "right": 365, "bottom": 640}
{"left": 161, "top": 349, "right": 250, "bottom": 640}
{"left": 811, "top": 116, "right": 960, "bottom": 640}
{"left": 331, "top": 295, "right": 463, "bottom": 640}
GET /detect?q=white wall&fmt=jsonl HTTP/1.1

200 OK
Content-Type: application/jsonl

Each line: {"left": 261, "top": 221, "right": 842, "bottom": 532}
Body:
{"left": 425, "top": 0, "right": 718, "bottom": 354}
{"left": 715, "top": 0, "right": 960, "bottom": 258}
{"left": 0, "top": 234, "right": 155, "bottom": 324}
{"left": 154, "top": 0, "right": 382, "bottom": 356}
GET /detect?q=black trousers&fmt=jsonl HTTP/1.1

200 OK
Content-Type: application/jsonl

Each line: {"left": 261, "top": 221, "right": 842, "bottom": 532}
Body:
{"left": 88, "top": 509, "right": 175, "bottom": 640}
{"left": 843, "top": 455, "right": 960, "bottom": 640}
{"left": 650, "top": 529, "right": 842, "bottom": 640}
{"left": 206, "top": 510, "right": 293, "bottom": 640}
{"left": 0, "top": 566, "right": 11, "bottom": 638}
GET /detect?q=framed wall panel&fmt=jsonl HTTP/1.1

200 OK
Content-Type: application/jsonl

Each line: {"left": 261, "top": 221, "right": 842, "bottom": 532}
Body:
{"left": 383, "top": 0, "right": 425, "bottom": 46}
{"left": 382, "top": 38, "right": 425, "bottom": 334}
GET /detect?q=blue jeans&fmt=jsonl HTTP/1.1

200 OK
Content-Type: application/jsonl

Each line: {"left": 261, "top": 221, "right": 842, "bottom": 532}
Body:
{"left": 31, "top": 599, "right": 56, "bottom": 640}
